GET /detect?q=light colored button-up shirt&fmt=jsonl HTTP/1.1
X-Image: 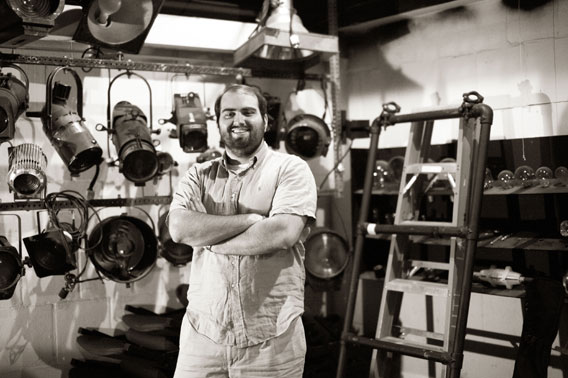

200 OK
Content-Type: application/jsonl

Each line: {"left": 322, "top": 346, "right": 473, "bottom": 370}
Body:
{"left": 170, "top": 142, "right": 317, "bottom": 347}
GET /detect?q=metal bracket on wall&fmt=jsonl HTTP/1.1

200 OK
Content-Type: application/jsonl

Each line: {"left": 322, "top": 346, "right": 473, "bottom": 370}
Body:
{"left": 0, "top": 52, "right": 328, "bottom": 81}
{"left": 0, "top": 196, "right": 172, "bottom": 212}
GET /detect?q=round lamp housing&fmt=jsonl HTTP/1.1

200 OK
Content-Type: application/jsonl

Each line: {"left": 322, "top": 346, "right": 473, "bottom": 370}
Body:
{"left": 285, "top": 114, "right": 330, "bottom": 160}
{"left": 304, "top": 228, "right": 349, "bottom": 280}
{"left": 88, "top": 215, "right": 157, "bottom": 283}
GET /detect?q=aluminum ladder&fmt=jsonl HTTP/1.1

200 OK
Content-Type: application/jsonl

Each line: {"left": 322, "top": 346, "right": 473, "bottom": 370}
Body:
{"left": 336, "top": 92, "right": 493, "bottom": 378}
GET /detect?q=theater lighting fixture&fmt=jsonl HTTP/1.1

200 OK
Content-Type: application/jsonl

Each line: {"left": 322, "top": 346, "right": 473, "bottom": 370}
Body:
{"left": 73, "top": 0, "right": 165, "bottom": 54}
{"left": 263, "top": 92, "right": 283, "bottom": 149}
{"left": 42, "top": 67, "right": 102, "bottom": 175}
{"left": 304, "top": 228, "right": 349, "bottom": 280}
{"left": 104, "top": 71, "right": 159, "bottom": 185}
{"left": 0, "top": 236, "right": 23, "bottom": 300}
{"left": 285, "top": 114, "right": 331, "bottom": 160}
{"left": 162, "top": 92, "right": 208, "bottom": 153}
{"left": 0, "top": 64, "right": 29, "bottom": 143}
{"left": 158, "top": 212, "right": 193, "bottom": 266}
{"left": 0, "top": 0, "right": 64, "bottom": 47}
{"left": 23, "top": 228, "right": 77, "bottom": 278}
{"left": 88, "top": 215, "right": 157, "bottom": 283}
{"left": 7, "top": 143, "right": 47, "bottom": 199}
{"left": 233, "top": 0, "right": 338, "bottom": 71}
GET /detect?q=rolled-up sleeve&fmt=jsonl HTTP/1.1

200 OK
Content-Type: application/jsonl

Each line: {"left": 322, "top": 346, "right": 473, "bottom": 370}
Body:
{"left": 269, "top": 156, "right": 317, "bottom": 224}
{"left": 169, "top": 165, "right": 202, "bottom": 213}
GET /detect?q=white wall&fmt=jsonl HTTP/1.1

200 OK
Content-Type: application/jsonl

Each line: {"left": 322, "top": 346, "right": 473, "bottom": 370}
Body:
{"left": 345, "top": 0, "right": 568, "bottom": 149}
{"left": 343, "top": 0, "right": 567, "bottom": 377}
{"left": 0, "top": 54, "right": 338, "bottom": 377}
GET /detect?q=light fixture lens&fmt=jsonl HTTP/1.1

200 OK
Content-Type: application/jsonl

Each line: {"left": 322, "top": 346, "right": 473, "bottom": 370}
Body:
{"left": 112, "top": 101, "right": 158, "bottom": 184}
{"left": 285, "top": 114, "right": 330, "bottom": 160}
{"left": 88, "top": 215, "right": 157, "bottom": 283}
{"left": 304, "top": 228, "right": 349, "bottom": 279}
{"left": 11, "top": 0, "right": 57, "bottom": 17}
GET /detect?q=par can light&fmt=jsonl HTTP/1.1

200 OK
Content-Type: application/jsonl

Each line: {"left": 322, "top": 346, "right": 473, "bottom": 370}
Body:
{"left": 0, "top": 236, "right": 23, "bottom": 300}
{"left": 42, "top": 67, "right": 102, "bottom": 174}
{"left": 8, "top": 143, "right": 47, "bottom": 199}
{"left": 88, "top": 215, "right": 157, "bottom": 283}
{"left": 0, "top": 64, "right": 29, "bottom": 142}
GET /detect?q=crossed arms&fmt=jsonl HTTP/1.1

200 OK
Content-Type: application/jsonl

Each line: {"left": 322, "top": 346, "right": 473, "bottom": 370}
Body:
{"left": 168, "top": 196, "right": 308, "bottom": 256}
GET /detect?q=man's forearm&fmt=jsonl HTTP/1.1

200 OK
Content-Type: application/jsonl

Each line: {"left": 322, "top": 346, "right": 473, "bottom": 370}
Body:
{"left": 169, "top": 208, "right": 263, "bottom": 247}
{"left": 210, "top": 214, "right": 306, "bottom": 256}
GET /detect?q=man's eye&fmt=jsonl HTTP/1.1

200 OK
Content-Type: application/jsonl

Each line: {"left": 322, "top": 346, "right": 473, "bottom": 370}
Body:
{"left": 223, "top": 112, "right": 235, "bottom": 119}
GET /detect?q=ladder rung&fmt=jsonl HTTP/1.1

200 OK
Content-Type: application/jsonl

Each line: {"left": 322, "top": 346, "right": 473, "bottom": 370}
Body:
{"left": 408, "top": 259, "right": 450, "bottom": 271}
{"left": 385, "top": 279, "right": 449, "bottom": 296}
{"left": 405, "top": 162, "right": 457, "bottom": 175}
{"left": 343, "top": 333, "right": 452, "bottom": 363}
{"left": 398, "top": 326, "right": 445, "bottom": 341}
{"left": 365, "top": 222, "right": 467, "bottom": 237}
{"left": 397, "top": 220, "right": 459, "bottom": 229}
{"left": 378, "top": 336, "right": 446, "bottom": 353}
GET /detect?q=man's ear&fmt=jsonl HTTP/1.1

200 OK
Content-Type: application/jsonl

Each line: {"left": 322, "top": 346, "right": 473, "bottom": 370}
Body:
{"left": 263, "top": 115, "right": 268, "bottom": 132}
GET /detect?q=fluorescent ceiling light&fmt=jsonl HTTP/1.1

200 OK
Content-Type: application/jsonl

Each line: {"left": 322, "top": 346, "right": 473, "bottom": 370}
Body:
{"left": 145, "top": 15, "right": 257, "bottom": 52}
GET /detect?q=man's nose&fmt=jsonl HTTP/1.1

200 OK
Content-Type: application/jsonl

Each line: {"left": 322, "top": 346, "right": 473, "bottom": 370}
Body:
{"left": 233, "top": 112, "right": 245, "bottom": 125}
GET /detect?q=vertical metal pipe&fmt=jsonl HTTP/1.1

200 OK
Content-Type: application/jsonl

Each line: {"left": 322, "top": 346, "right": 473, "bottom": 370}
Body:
{"left": 336, "top": 119, "right": 382, "bottom": 378}
{"left": 447, "top": 104, "right": 493, "bottom": 378}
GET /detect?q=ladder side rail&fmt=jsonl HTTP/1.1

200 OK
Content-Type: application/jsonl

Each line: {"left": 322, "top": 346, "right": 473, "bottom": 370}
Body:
{"left": 447, "top": 105, "right": 493, "bottom": 378}
{"left": 336, "top": 119, "right": 383, "bottom": 378}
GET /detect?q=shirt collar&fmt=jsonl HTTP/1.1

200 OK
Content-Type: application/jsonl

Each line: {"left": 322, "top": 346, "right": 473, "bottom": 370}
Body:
{"left": 221, "top": 141, "right": 268, "bottom": 170}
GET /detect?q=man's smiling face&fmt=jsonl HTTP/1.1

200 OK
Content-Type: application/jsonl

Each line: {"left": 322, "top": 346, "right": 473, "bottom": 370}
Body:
{"left": 218, "top": 89, "right": 267, "bottom": 159}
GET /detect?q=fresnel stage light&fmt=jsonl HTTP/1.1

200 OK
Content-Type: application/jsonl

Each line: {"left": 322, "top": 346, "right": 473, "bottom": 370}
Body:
{"left": 161, "top": 92, "right": 208, "bottom": 153}
{"left": 41, "top": 67, "right": 103, "bottom": 175}
{"left": 101, "top": 71, "right": 159, "bottom": 185}
{"left": 0, "top": 64, "right": 29, "bottom": 143}
{"left": 0, "top": 0, "right": 65, "bottom": 47}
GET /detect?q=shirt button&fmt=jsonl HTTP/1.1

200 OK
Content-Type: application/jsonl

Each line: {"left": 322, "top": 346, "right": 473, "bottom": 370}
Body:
{"left": 231, "top": 284, "right": 235, "bottom": 288}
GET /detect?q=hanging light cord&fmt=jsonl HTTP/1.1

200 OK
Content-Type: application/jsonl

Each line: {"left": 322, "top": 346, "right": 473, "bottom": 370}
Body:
{"left": 318, "top": 139, "right": 353, "bottom": 191}
{"left": 44, "top": 190, "right": 103, "bottom": 286}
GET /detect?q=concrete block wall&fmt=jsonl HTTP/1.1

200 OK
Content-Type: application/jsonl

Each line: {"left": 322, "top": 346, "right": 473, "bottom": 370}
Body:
{"left": 342, "top": 0, "right": 567, "bottom": 377}
{"left": 345, "top": 0, "right": 568, "bottom": 149}
{"left": 0, "top": 54, "right": 338, "bottom": 377}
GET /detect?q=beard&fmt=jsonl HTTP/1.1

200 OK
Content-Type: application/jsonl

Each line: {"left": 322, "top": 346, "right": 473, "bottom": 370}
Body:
{"left": 220, "top": 125, "right": 265, "bottom": 157}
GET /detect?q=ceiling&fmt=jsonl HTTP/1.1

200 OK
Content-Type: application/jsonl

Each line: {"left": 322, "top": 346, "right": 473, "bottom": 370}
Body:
{"left": 66, "top": 0, "right": 461, "bottom": 34}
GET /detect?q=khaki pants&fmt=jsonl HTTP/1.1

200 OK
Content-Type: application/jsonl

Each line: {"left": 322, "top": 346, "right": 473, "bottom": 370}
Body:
{"left": 174, "top": 316, "right": 306, "bottom": 378}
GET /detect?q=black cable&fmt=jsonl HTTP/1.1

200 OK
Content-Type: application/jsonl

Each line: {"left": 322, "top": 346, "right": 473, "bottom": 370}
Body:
{"left": 88, "top": 162, "right": 100, "bottom": 192}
